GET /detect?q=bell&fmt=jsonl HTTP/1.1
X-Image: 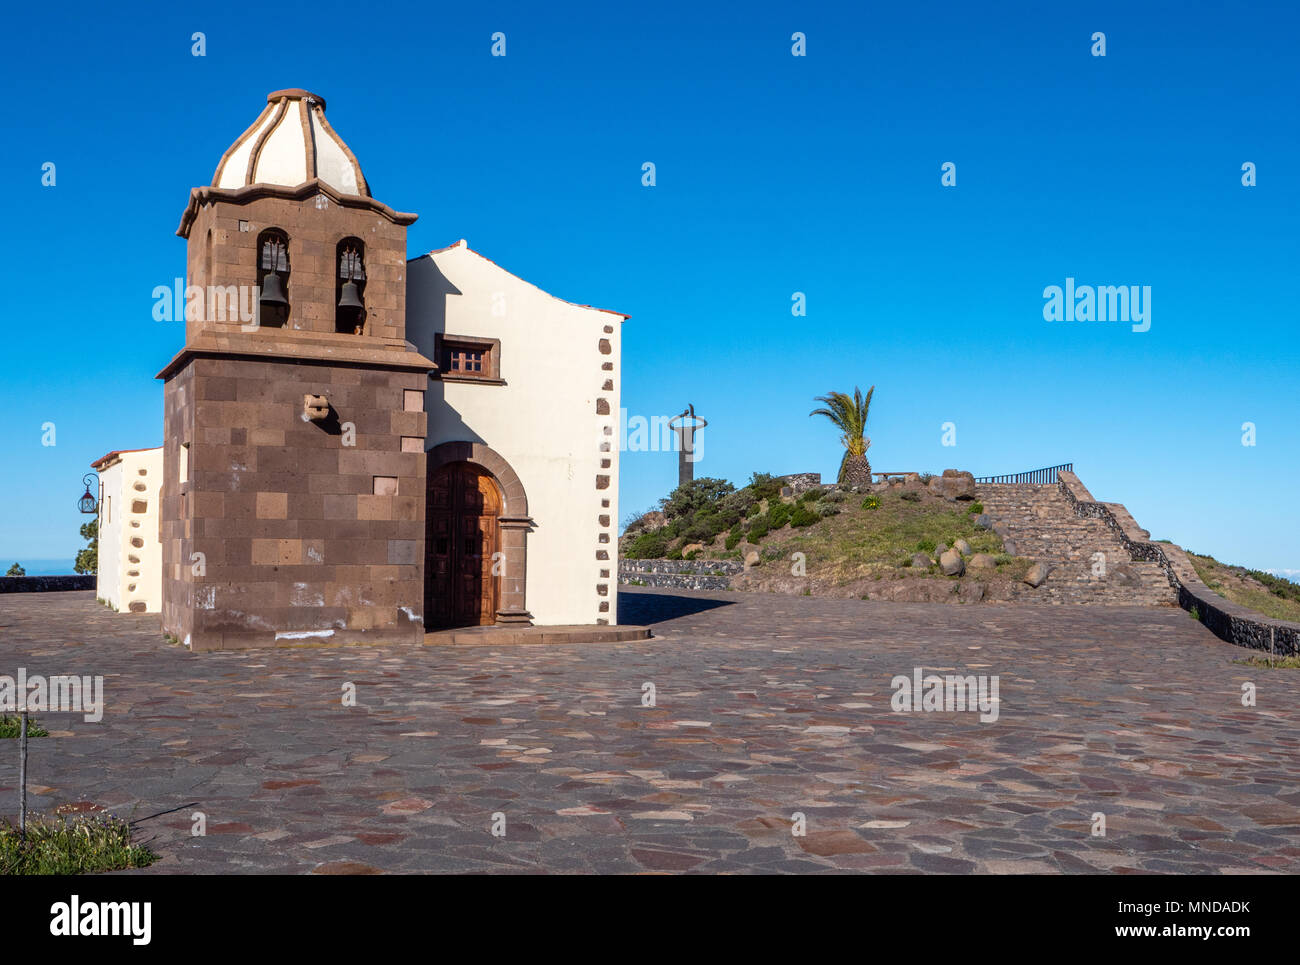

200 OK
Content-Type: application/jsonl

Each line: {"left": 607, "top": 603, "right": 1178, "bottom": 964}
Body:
{"left": 260, "top": 272, "right": 287, "bottom": 306}
{"left": 338, "top": 280, "right": 364, "bottom": 310}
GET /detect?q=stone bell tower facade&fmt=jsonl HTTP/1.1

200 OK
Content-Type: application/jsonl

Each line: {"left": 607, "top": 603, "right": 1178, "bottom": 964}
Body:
{"left": 158, "top": 89, "right": 435, "bottom": 651}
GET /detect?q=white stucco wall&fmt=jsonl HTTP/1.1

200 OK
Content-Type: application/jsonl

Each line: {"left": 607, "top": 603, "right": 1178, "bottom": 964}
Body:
{"left": 407, "top": 243, "right": 622, "bottom": 626}
{"left": 95, "top": 461, "right": 123, "bottom": 608}
{"left": 95, "top": 447, "right": 163, "bottom": 613}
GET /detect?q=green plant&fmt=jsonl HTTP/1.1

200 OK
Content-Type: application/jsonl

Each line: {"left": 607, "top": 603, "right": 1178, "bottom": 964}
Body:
{"left": 4, "top": 563, "right": 25, "bottom": 577}
{"left": 0, "top": 814, "right": 156, "bottom": 875}
{"left": 0, "top": 716, "right": 49, "bottom": 739}
{"left": 725, "top": 530, "right": 742, "bottom": 551}
{"left": 918, "top": 472, "right": 934, "bottom": 484}
{"left": 1189, "top": 606, "right": 1200, "bottom": 621}
{"left": 625, "top": 531, "right": 670, "bottom": 559}
{"left": 659, "top": 477, "right": 735, "bottom": 521}
{"left": 915, "top": 538, "right": 937, "bottom": 553}
{"left": 790, "top": 505, "right": 821, "bottom": 527}
{"left": 74, "top": 518, "right": 98, "bottom": 576}
{"left": 861, "top": 495, "right": 881, "bottom": 511}
{"left": 815, "top": 502, "right": 840, "bottom": 518}
{"left": 747, "top": 520, "right": 770, "bottom": 542}
{"left": 810, "top": 385, "right": 875, "bottom": 487}
{"left": 967, "top": 502, "right": 984, "bottom": 515}
{"left": 767, "top": 502, "right": 793, "bottom": 529}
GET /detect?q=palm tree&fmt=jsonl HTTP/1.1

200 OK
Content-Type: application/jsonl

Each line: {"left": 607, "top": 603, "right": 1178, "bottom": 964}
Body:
{"left": 810, "top": 385, "right": 875, "bottom": 488}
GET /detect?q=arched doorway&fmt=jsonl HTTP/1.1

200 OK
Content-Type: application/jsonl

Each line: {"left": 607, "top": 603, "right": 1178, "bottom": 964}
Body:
{"left": 425, "top": 462, "right": 501, "bottom": 628}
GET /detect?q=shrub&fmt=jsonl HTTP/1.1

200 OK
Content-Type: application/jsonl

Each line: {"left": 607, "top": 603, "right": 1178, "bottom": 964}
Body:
{"left": 725, "top": 531, "right": 742, "bottom": 551}
{"left": 747, "top": 472, "right": 783, "bottom": 502}
{"left": 767, "top": 502, "right": 793, "bottom": 529}
{"left": 790, "top": 505, "right": 821, "bottom": 527}
{"left": 967, "top": 502, "right": 983, "bottom": 515}
{"left": 822, "top": 490, "right": 846, "bottom": 504}
{"left": 916, "top": 538, "right": 937, "bottom": 553}
{"left": 917, "top": 472, "right": 934, "bottom": 484}
{"left": 815, "top": 501, "right": 840, "bottom": 518}
{"left": 624, "top": 531, "right": 669, "bottom": 559}
{"left": 747, "top": 520, "right": 770, "bottom": 542}
{"left": 659, "top": 477, "right": 735, "bottom": 520}
{"left": 861, "top": 495, "right": 881, "bottom": 510}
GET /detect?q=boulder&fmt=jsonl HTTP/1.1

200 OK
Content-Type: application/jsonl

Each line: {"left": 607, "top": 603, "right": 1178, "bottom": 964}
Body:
{"left": 974, "top": 514, "right": 992, "bottom": 530}
{"left": 743, "top": 550, "right": 761, "bottom": 570}
{"left": 939, "top": 470, "right": 977, "bottom": 500}
{"left": 904, "top": 473, "right": 926, "bottom": 491}
{"left": 939, "top": 548, "right": 965, "bottom": 576}
{"left": 927, "top": 476, "right": 946, "bottom": 497}
{"left": 958, "top": 581, "right": 985, "bottom": 604}
{"left": 910, "top": 552, "right": 933, "bottom": 569}
{"left": 625, "top": 510, "right": 667, "bottom": 534}
{"left": 968, "top": 553, "right": 997, "bottom": 569}
{"left": 935, "top": 543, "right": 949, "bottom": 557}
{"left": 954, "top": 538, "right": 972, "bottom": 556}
{"left": 1024, "top": 562, "right": 1050, "bottom": 588}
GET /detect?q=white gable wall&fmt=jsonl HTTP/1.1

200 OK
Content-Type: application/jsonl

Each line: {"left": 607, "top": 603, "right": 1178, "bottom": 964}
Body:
{"left": 407, "top": 244, "right": 620, "bottom": 626}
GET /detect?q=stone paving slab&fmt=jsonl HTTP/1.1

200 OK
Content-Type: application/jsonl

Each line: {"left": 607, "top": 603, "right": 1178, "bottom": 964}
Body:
{"left": 0, "top": 589, "right": 1297, "bottom": 874}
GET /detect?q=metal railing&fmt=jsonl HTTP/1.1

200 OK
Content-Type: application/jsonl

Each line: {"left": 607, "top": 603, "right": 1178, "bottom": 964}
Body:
{"left": 974, "top": 463, "right": 1073, "bottom": 485}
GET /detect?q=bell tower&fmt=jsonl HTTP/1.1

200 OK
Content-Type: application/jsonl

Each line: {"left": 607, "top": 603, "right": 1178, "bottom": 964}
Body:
{"left": 158, "top": 89, "right": 436, "bottom": 651}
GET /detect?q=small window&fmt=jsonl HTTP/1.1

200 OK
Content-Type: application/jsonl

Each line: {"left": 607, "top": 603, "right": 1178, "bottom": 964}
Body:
{"left": 256, "top": 229, "right": 290, "bottom": 328}
{"left": 436, "top": 335, "right": 500, "bottom": 383}
{"left": 336, "top": 238, "right": 366, "bottom": 334}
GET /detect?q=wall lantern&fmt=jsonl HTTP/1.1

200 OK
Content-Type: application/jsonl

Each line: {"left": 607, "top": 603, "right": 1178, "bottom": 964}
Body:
{"left": 78, "top": 473, "right": 99, "bottom": 514}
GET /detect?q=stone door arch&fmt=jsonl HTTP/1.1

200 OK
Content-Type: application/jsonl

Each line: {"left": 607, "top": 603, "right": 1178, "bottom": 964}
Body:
{"left": 426, "top": 442, "right": 532, "bottom": 626}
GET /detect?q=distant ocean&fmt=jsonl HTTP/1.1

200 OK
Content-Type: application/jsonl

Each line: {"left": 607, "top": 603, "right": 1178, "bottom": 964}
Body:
{"left": 1, "top": 558, "right": 78, "bottom": 576}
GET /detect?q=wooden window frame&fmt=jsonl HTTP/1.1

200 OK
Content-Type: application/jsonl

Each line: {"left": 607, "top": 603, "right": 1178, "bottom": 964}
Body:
{"left": 434, "top": 334, "right": 504, "bottom": 385}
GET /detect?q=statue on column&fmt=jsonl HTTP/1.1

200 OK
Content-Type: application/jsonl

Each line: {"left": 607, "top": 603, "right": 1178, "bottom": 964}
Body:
{"left": 667, "top": 404, "right": 707, "bottom": 488}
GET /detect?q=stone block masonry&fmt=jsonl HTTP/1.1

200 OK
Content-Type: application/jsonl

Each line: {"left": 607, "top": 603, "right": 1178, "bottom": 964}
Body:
{"left": 161, "top": 356, "right": 429, "bottom": 651}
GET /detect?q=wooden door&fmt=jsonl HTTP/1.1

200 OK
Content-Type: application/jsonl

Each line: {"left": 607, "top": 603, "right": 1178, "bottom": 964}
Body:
{"left": 425, "top": 462, "right": 500, "bottom": 628}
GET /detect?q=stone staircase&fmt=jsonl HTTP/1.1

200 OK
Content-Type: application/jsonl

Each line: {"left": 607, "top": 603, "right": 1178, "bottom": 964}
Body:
{"left": 976, "top": 483, "right": 1177, "bottom": 606}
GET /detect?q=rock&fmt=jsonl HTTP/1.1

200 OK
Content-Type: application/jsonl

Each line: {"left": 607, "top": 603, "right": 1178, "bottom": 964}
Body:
{"left": 939, "top": 549, "right": 965, "bottom": 576}
{"left": 958, "top": 581, "right": 985, "bottom": 604}
{"left": 625, "top": 510, "right": 666, "bottom": 534}
{"left": 968, "top": 553, "right": 997, "bottom": 569}
{"left": 974, "top": 514, "right": 992, "bottom": 530}
{"left": 954, "top": 538, "right": 972, "bottom": 556}
{"left": 939, "top": 470, "right": 977, "bottom": 500}
{"left": 910, "top": 552, "right": 933, "bottom": 569}
{"left": 927, "top": 476, "right": 946, "bottom": 496}
{"left": 935, "top": 543, "right": 949, "bottom": 557}
{"left": 779, "top": 472, "right": 822, "bottom": 495}
{"left": 743, "top": 550, "right": 760, "bottom": 570}
{"left": 904, "top": 473, "right": 926, "bottom": 491}
{"left": 1024, "top": 562, "right": 1050, "bottom": 587}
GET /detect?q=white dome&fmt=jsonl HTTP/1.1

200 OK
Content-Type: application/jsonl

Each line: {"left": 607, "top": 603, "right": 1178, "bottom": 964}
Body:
{"left": 211, "top": 89, "right": 369, "bottom": 198}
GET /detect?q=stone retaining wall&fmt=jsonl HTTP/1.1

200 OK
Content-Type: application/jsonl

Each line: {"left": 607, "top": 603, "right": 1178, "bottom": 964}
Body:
{"left": 619, "top": 559, "right": 742, "bottom": 591}
{"left": 1058, "top": 472, "right": 1300, "bottom": 656}
{"left": 0, "top": 575, "right": 95, "bottom": 594}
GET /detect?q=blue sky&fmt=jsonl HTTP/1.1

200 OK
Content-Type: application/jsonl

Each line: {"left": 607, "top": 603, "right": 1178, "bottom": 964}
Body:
{"left": 2, "top": 0, "right": 1297, "bottom": 574}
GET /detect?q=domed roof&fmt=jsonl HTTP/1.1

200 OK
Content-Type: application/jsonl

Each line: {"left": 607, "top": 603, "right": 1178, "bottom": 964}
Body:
{"left": 211, "top": 89, "right": 369, "bottom": 197}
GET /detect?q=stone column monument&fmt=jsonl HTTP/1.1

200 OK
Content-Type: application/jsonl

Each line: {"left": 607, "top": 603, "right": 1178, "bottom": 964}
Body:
{"left": 667, "top": 404, "right": 707, "bottom": 488}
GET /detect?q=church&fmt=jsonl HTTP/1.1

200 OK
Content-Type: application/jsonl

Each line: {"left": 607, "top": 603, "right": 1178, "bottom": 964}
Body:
{"left": 127, "top": 89, "right": 624, "bottom": 651}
